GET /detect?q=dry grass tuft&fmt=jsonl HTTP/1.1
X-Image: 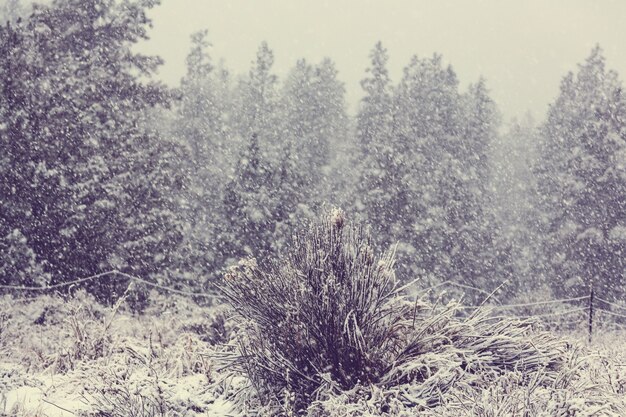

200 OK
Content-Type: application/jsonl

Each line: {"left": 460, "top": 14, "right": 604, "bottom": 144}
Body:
{"left": 221, "top": 209, "right": 407, "bottom": 411}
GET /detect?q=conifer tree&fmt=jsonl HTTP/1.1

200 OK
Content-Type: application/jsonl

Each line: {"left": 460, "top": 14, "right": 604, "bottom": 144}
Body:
{"left": 355, "top": 42, "right": 398, "bottom": 247}
{"left": 536, "top": 46, "right": 626, "bottom": 299}
{"left": 491, "top": 116, "right": 545, "bottom": 293}
{"left": 217, "top": 43, "right": 282, "bottom": 265}
{"left": 173, "top": 30, "right": 233, "bottom": 279}
{"left": 281, "top": 57, "right": 348, "bottom": 201}
{"left": 232, "top": 41, "right": 280, "bottom": 161}
{"left": 221, "top": 133, "right": 275, "bottom": 262}
{"left": 355, "top": 50, "right": 507, "bottom": 295}
{"left": 388, "top": 54, "right": 464, "bottom": 280}
{"left": 0, "top": 0, "right": 186, "bottom": 299}
{"left": 357, "top": 42, "right": 393, "bottom": 151}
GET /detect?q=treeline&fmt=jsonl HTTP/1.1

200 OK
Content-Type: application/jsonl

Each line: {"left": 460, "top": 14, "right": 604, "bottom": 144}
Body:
{"left": 0, "top": 0, "right": 624, "bottom": 304}
{"left": 495, "top": 47, "right": 626, "bottom": 301}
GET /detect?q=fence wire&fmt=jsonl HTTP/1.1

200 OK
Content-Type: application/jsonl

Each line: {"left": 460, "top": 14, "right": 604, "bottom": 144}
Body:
{"left": 0, "top": 270, "right": 217, "bottom": 299}
{"left": 1, "top": 275, "right": 625, "bottom": 334}
{"left": 595, "top": 307, "right": 626, "bottom": 321}
{"left": 596, "top": 297, "right": 626, "bottom": 312}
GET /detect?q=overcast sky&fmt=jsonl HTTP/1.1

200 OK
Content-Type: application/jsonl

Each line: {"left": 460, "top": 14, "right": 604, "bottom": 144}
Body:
{"left": 137, "top": 0, "right": 626, "bottom": 122}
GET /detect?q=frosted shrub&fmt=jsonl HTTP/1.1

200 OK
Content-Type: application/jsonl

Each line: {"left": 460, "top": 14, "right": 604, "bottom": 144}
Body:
{"left": 221, "top": 209, "right": 409, "bottom": 411}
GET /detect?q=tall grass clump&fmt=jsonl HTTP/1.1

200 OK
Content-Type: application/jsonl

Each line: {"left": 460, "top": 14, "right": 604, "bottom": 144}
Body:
{"left": 221, "top": 208, "right": 407, "bottom": 410}
{"left": 220, "top": 209, "right": 622, "bottom": 415}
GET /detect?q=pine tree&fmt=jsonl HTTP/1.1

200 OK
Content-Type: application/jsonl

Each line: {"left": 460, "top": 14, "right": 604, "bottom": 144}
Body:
{"left": 461, "top": 77, "right": 498, "bottom": 183}
{"left": 178, "top": 30, "right": 232, "bottom": 182}
{"left": 354, "top": 50, "right": 507, "bottom": 296}
{"left": 389, "top": 54, "right": 464, "bottom": 281}
{"left": 269, "top": 140, "right": 305, "bottom": 254}
{"left": 221, "top": 133, "right": 275, "bottom": 262}
{"left": 309, "top": 58, "right": 347, "bottom": 172}
{"left": 232, "top": 41, "right": 280, "bottom": 161}
{"left": 173, "top": 30, "right": 233, "bottom": 280}
{"left": 453, "top": 78, "right": 510, "bottom": 296}
{"left": 355, "top": 42, "right": 398, "bottom": 247}
{"left": 536, "top": 46, "right": 626, "bottom": 299}
{"left": 394, "top": 54, "right": 462, "bottom": 140}
{"left": 217, "top": 43, "right": 282, "bottom": 266}
{"left": 357, "top": 42, "right": 393, "bottom": 151}
{"left": 281, "top": 57, "right": 348, "bottom": 208}
{"left": 0, "top": 0, "right": 186, "bottom": 300}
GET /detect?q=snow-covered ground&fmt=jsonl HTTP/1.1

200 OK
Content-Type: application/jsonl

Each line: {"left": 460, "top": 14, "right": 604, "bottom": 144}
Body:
{"left": 0, "top": 292, "right": 241, "bottom": 416}
{"left": 3, "top": 291, "right": 626, "bottom": 416}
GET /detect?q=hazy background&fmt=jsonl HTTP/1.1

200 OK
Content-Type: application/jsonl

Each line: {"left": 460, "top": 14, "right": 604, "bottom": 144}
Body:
{"left": 137, "top": 0, "right": 626, "bottom": 122}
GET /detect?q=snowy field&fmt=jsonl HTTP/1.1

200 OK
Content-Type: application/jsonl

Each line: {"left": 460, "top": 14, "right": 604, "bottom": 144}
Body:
{"left": 2, "top": 286, "right": 626, "bottom": 416}
{"left": 0, "top": 292, "right": 239, "bottom": 416}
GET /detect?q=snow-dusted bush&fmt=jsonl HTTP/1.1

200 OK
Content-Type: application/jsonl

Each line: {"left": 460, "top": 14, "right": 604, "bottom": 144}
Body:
{"left": 220, "top": 209, "right": 624, "bottom": 415}
{"left": 221, "top": 208, "right": 407, "bottom": 411}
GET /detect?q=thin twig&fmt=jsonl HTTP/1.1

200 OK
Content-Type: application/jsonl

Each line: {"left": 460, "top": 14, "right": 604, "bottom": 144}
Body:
{"left": 42, "top": 398, "right": 76, "bottom": 415}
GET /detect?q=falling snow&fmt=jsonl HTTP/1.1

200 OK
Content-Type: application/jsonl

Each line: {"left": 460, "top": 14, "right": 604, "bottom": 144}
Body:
{"left": 1, "top": 0, "right": 626, "bottom": 416}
